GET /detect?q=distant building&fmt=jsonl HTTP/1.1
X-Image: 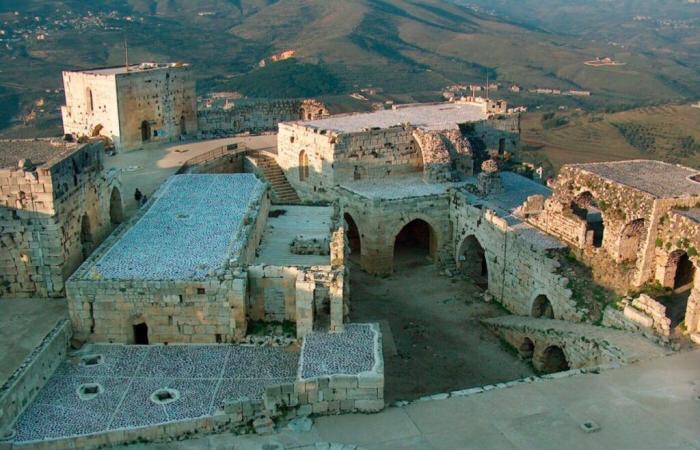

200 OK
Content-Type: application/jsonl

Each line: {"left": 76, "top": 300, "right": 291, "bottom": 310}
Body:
{"left": 61, "top": 62, "right": 197, "bottom": 152}
{"left": 509, "top": 84, "right": 521, "bottom": 93}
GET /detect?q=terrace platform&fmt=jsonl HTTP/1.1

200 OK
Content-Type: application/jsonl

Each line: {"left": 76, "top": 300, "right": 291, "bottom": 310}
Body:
{"left": 255, "top": 205, "right": 333, "bottom": 266}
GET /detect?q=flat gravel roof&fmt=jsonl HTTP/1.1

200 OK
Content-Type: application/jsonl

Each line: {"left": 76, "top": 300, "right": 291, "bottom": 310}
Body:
{"left": 92, "top": 174, "right": 265, "bottom": 281}
{"left": 572, "top": 160, "right": 700, "bottom": 198}
{"left": 302, "top": 102, "right": 488, "bottom": 133}
{"left": 340, "top": 174, "right": 463, "bottom": 200}
{"left": 0, "top": 139, "right": 78, "bottom": 169}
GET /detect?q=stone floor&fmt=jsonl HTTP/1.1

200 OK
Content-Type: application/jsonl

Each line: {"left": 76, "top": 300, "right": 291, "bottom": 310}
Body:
{"left": 0, "top": 298, "right": 67, "bottom": 387}
{"left": 256, "top": 205, "right": 333, "bottom": 266}
{"left": 118, "top": 349, "right": 700, "bottom": 450}
{"left": 349, "top": 250, "right": 535, "bottom": 403}
{"left": 12, "top": 344, "right": 298, "bottom": 443}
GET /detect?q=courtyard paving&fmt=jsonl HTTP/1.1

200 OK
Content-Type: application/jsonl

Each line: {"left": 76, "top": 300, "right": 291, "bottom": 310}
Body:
{"left": 118, "top": 349, "right": 700, "bottom": 450}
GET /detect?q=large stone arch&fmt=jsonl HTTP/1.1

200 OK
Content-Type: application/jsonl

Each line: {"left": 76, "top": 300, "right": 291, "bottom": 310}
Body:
{"left": 456, "top": 234, "right": 489, "bottom": 288}
{"left": 534, "top": 344, "right": 570, "bottom": 374}
{"left": 530, "top": 293, "right": 555, "bottom": 319}
{"left": 570, "top": 190, "right": 605, "bottom": 248}
{"left": 109, "top": 186, "right": 124, "bottom": 226}
{"left": 393, "top": 218, "right": 439, "bottom": 269}
{"left": 617, "top": 218, "right": 647, "bottom": 262}
{"left": 390, "top": 214, "right": 443, "bottom": 260}
{"left": 344, "top": 212, "right": 363, "bottom": 261}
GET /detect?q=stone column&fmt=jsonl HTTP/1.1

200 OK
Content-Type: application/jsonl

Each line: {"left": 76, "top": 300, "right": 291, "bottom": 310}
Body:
{"left": 295, "top": 273, "right": 315, "bottom": 339}
{"left": 329, "top": 272, "right": 345, "bottom": 333}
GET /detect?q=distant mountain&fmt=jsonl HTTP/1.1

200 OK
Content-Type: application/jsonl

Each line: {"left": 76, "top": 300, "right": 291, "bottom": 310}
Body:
{"left": 1, "top": 0, "right": 699, "bottom": 134}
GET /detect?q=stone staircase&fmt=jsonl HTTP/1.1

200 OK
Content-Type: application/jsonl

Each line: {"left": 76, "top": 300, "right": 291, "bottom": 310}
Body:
{"left": 248, "top": 152, "right": 301, "bottom": 204}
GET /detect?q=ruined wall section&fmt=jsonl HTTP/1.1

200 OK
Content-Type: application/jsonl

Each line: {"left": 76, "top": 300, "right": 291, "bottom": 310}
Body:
{"left": 198, "top": 99, "right": 327, "bottom": 137}
{"left": 116, "top": 66, "right": 197, "bottom": 151}
{"left": 451, "top": 192, "right": 580, "bottom": 321}
{"left": 413, "top": 128, "right": 473, "bottom": 182}
{"left": 0, "top": 142, "right": 118, "bottom": 297}
{"left": 527, "top": 166, "right": 700, "bottom": 293}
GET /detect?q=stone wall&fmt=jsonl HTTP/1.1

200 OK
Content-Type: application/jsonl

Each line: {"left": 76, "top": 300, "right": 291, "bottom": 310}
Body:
{"left": 0, "top": 141, "right": 119, "bottom": 298}
{"left": 198, "top": 99, "right": 327, "bottom": 138}
{"left": 0, "top": 320, "right": 71, "bottom": 436}
{"left": 451, "top": 192, "right": 580, "bottom": 321}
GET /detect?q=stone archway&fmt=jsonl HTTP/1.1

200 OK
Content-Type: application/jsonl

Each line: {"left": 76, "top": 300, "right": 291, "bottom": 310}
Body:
{"left": 298, "top": 150, "right": 309, "bottom": 182}
{"left": 344, "top": 212, "right": 362, "bottom": 261}
{"left": 618, "top": 218, "right": 646, "bottom": 262}
{"left": 393, "top": 219, "right": 437, "bottom": 269}
{"left": 133, "top": 322, "right": 149, "bottom": 345}
{"left": 141, "top": 121, "right": 151, "bottom": 142}
{"left": 571, "top": 191, "right": 605, "bottom": 248}
{"left": 109, "top": 187, "right": 123, "bottom": 225}
{"left": 456, "top": 235, "right": 488, "bottom": 288}
{"left": 519, "top": 337, "right": 535, "bottom": 359}
{"left": 538, "top": 345, "right": 569, "bottom": 373}
{"left": 531, "top": 294, "right": 554, "bottom": 319}
{"left": 180, "top": 115, "right": 187, "bottom": 135}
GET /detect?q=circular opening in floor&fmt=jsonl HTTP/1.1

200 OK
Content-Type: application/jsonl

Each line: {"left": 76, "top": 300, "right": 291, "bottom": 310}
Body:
{"left": 79, "top": 354, "right": 104, "bottom": 367}
{"left": 77, "top": 383, "right": 104, "bottom": 400}
{"left": 150, "top": 388, "right": 180, "bottom": 405}
{"left": 0, "top": 428, "right": 16, "bottom": 441}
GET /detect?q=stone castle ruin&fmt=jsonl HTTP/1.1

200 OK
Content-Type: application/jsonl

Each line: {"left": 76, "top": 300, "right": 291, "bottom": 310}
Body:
{"left": 1, "top": 61, "right": 698, "bottom": 449}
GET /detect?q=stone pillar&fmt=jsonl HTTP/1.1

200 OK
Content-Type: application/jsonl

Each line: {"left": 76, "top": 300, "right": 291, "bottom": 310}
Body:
{"left": 295, "top": 273, "right": 315, "bottom": 339}
{"left": 228, "top": 275, "right": 248, "bottom": 340}
{"left": 685, "top": 286, "right": 700, "bottom": 334}
{"left": 329, "top": 272, "right": 345, "bottom": 333}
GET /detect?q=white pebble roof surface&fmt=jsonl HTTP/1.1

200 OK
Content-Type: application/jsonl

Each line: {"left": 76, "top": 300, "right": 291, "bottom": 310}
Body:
{"left": 93, "top": 174, "right": 265, "bottom": 280}
{"left": 300, "top": 324, "right": 378, "bottom": 379}
{"left": 12, "top": 344, "right": 298, "bottom": 443}
{"left": 302, "top": 102, "right": 487, "bottom": 133}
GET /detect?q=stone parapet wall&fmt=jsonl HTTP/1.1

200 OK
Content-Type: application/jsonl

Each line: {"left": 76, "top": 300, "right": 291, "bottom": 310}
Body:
{"left": 0, "top": 320, "right": 71, "bottom": 435}
{"left": 198, "top": 99, "right": 326, "bottom": 137}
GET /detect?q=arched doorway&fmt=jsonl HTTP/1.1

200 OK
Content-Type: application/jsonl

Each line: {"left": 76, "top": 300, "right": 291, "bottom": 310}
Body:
{"left": 344, "top": 213, "right": 361, "bottom": 261}
{"left": 673, "top": 252, "right": 695, "bottom": 291}
{"left": 540, "top": 345, "right": 569, "bottom": 373}
{"left": 519, "top": 338, "right": 535, "bottom": 359}
{"left": 457, "top": 235, "right": 488, "bottom": 289}
{"left": 571, "top": 191, "right": 605, "bottom": 248}
{"left": 141, "top": 121, "right": 151, "bottom": 142}
{"left": 394, "top": 219, "right": 437, "bottom": 269}
{"left": 180, "top": 115, "right": 187, "bottom": 135}
{"left": 80, "top": 213, "right": 93, "bottom": 260}
{"left": 531, "top": 294, "right": 554, "bottom": 319}
{"left": 133, "top": 322, "right": 149, "bottom": 345}
{"left": 109, "top": 187, "right": 123, "bottom": 225}
{"left": 298, "top": 150, "right": 309, "bottom": 181}
{"left": 353, "top": 166, "right": 368, "bottom": 181}
{"left": 619, "top": 219, "right": 646, "bottom": 262}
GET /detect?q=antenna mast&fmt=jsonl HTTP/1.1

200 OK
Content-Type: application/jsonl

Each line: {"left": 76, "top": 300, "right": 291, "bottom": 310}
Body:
{"left": 124, "top": 34, "right": 129, "bottom": 72}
